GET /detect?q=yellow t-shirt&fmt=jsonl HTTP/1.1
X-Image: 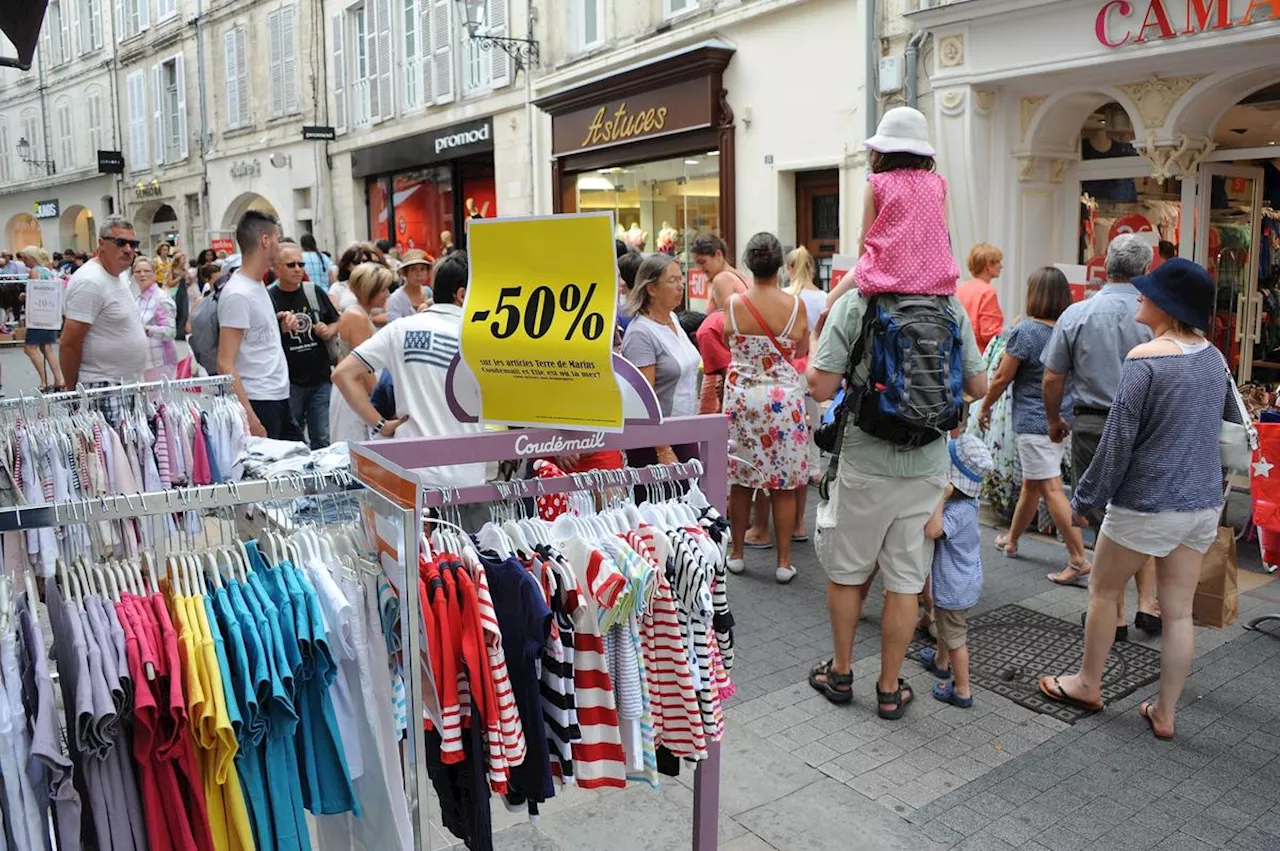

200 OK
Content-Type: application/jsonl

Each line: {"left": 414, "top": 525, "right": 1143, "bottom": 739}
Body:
{"left": 191, "top": 593, "right": 257, "bottom": 851}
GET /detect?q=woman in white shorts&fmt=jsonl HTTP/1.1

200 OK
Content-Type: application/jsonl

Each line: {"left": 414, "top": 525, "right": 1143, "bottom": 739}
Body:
{"left": 1038, "top": 259, "right": 1240, "bottom": 739}
{"left": 978, "top": 267, "right": 1090, "bottom": 580}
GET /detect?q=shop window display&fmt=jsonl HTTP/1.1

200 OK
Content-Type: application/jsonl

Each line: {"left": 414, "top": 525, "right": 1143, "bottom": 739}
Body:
{"left": 1077, "top": 106, "right": 1181, "bottom": 278}
{"left": 368, "top": 176, "right": 392, "bottom": 246}
{"left": 569, "top": 154, "right": 721, "bottom": 303}
{"left": 392, "top": 167, "right": 454, "bottom": 257}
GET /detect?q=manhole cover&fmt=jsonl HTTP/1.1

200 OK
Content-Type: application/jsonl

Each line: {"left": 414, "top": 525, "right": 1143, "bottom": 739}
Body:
{"left": 908, "top": 604, "right": 1162, "bottom": 723}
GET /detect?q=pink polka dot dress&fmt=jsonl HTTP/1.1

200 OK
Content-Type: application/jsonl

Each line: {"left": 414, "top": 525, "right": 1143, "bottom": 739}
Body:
{"left": 854, "top": 170, "right": 960, "bottom": 297}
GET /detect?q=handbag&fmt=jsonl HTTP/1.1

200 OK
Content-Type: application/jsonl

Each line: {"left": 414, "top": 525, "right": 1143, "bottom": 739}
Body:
{"left": 1219, "top": 354, "right": 1258, "bottom": 475}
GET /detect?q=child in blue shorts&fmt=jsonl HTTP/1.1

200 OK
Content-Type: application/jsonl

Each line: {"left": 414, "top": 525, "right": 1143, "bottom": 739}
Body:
{"left": 920, "top": 434, "right": 994, "bottom": 708}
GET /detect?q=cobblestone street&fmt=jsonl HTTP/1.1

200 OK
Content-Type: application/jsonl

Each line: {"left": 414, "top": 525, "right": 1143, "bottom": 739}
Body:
{"left": 464, "top": 496, "right": 1280, "bottom": 851}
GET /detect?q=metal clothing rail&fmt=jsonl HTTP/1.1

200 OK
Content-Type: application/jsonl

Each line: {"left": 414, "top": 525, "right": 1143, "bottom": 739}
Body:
{"left": 424, "top": 459, "right": 706, "bottom": 508}
{"left": 0, "top": 373, "right": 234, "bottom": 410}
{"left": 0, "top": 469, "right": 360, "bottom": 532}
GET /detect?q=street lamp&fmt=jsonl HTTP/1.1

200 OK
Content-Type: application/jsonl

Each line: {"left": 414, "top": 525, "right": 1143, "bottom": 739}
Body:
{"left": 454, "top": 0, "right": 540, "bottom": 71}
{"left": 15, "top": 137, "right": 55, "bottom": 175}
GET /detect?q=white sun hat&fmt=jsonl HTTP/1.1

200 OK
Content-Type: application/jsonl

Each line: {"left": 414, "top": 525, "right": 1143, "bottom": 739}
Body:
{"left": 948, "top": 434, "right": 994, "bottom": 499}
{"left": 864, "top": 106, "right": 936, "bottom": 157}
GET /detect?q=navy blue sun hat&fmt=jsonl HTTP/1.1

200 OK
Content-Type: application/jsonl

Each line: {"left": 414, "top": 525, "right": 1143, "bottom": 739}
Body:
{"left": 1131, "top": 257, "right": 1214, "bottom": 333}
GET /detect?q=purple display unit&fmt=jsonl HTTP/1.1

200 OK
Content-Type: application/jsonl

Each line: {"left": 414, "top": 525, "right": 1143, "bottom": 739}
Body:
{"left": 351, "top": 414, "right": 729, "bottom": 851}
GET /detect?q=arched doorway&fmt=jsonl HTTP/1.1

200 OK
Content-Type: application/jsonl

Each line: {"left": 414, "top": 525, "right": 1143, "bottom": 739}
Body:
{"left": 59, "top": 205, "right": 96, "bottom": 252}
{"left": 150, "top": 204, "right": 180, "bottom": 252}
{"left": 5, "top": 213, "right": 43, "bottom": 251}
{"left": 221, "top": 193, "right": 279, "bottom": 231}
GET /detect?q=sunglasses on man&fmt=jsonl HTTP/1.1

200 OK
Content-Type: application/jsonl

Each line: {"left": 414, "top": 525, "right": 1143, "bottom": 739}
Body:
{"left": 102, "top": 236, "right": 142, "bottom": 250}
{"left": 282, "top": 262, "right": 304, "bottom": 269}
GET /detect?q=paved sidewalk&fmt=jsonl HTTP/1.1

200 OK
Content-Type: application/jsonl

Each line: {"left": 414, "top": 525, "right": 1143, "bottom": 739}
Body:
{"left": 443, "top": 503, "right": 1280, "bottom": 851}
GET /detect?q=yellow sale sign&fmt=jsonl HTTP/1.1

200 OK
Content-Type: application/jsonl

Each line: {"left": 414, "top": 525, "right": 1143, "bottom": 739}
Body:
{"left": 460, "top": 213, "right": 623, "bottom": 431}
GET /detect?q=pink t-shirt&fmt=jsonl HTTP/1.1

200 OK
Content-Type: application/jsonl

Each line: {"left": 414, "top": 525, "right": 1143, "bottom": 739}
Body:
{"left": 854, "top": 170, "right": 960, "bottom": 297}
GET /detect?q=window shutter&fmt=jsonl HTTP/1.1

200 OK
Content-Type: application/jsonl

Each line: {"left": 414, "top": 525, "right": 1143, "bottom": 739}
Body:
{"left": 175, "top": 53, "right": 187, "bottom": 159}
{"left": 283, "top": 7, "right": 298, "bottom": 114}
{"left": 376, "top": 0, "right": 393, "bottom": 120}
{"left": 114, "top": 0, "right": 123, "bottom": 41}
{"left": 268, "top": 10, "right": 283, "bottom": 116}
{"left": 58, "top": 2, "right": 71, "bottom": 62}
{"left": 366, "top": 6, "right": 381, "bottom": 121}
{"left": 57, "top": 102, "right": 72, "bottom": 169}
{"left": 431, "top": 0, "right": 453, "bottom": 105}
{"left": 419, "top": 0, "right": 433, "bottom": 108}
{"left": 488, "top": 0, "right": 510, "bottom": 88}
{"left": 236, "top": 27, "right": 250, "bottom": 126}
{"left": 69, "top": 0, "right": 80, "bottom": 56}
{"left": 138, "top": 0, "right": 148, "bottom": 30}
{"left": 332, "top": 13, "right": 346, "bottom": 132}
{"left": 40, "top": 20, "right": 52, "bottom": 65}
{"left": 224, "top": 30, "right": 239, "bottom": 127}
{"left": 90, "top": 0, "right": 101, "bottom": 47}
{"left": 129, "top": 72, "right": 147, "bottom": 169}
{"left": 151, "top": 62, "right": 164, "bottom": 165}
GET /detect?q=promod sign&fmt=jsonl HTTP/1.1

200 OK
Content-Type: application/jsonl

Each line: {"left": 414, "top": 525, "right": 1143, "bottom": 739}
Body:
{"left": 1096, "top": 0, "right": 1280, "bottom": 48}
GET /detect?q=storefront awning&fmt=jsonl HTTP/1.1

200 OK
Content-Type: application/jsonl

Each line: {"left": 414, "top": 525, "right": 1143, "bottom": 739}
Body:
{"left": 1, "top": 0, "right": 49, "bottom": 70}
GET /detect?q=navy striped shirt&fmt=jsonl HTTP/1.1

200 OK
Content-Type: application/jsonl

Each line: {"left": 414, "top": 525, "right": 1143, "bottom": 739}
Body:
{"left": 1073, "top": 346, "right": 1240, "bottom": 514}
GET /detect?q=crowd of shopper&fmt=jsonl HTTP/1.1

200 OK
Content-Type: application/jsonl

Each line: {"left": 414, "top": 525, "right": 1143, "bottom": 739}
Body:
{"left": 1, "top": 108, "right": 1241, "bottom": 746}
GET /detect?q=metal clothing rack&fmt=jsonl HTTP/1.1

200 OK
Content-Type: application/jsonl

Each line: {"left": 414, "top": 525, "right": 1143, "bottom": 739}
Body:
{"left": 0, "top": 373, "right": 234, "bottom": 411}
{"left": 351, "top": 414, "right": 730, "bottom": 851}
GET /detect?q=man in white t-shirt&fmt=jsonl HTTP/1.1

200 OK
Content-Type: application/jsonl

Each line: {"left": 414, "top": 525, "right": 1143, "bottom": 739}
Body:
{"left": 60, "top": 216, "right": 148, "bottom": 420}
{"left": 332, "top": 251, "right": 485, "bottom": 487}
{"left": 217, "top": 210, "right": 302, "bottom": 441}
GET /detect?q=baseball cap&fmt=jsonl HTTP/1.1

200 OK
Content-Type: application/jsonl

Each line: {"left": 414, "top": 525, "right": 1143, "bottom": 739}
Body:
{"left": 948, "top": 434, "right": 994, "bottom": 498}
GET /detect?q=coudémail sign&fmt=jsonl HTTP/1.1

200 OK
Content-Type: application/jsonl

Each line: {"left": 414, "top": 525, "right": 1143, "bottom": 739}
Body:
{"left": 1096, "top": 0, "right": 1280, "bottom": 48}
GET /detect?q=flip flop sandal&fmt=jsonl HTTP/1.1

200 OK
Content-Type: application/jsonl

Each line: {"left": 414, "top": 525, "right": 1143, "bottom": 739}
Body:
{"left": 808, "top": 659, "right": 853, "bottom": 705}
{"left": 1037, "top": 675, "right": 1104, "bottom": 712}
{"left": 919, "top": 647, "right": 952, "bottom": 679}
{"left": 876, "top": 678, "right": 915, "bottom": 720}
{"left": 932, "top": 681, "right": 973, "bottom": 708}
{"left": 791, "top": 533, "right": 810, "bottom": 543}
{"left": 1139, "top": 701, "right": 1174, "bottom": 740}
{"left": 995, "top": 535, "right": 1019, "bottom": 558}
{"left": 1048, "top": 563, "right": 1092, "bottom": 587}
{"left": 775, "top": 565, "right": 798, "bottom": 585}
{"left": 744, "top": 540, "right": 774, "bottom": 550}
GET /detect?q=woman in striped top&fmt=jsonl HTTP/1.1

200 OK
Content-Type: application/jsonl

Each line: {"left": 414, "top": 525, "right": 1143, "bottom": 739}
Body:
{"left": 1040, "top": 259, "right": 1241, "bottom": 739}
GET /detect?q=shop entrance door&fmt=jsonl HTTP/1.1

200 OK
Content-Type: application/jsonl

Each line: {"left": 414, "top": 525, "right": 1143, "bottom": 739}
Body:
{"left": 1196, "top": 163, "right": 1266, "bottom": 383}
{"left": 796, "top": 169, "right": 840, "bottom": 289}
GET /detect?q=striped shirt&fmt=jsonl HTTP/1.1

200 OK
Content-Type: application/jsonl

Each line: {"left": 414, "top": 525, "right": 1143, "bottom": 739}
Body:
{"left": 1074, "top": 346, "right": 1239, "bottom": 514}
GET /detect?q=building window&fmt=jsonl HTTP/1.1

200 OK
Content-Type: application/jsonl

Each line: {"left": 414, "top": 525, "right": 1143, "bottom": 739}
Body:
{"left": 268, "top": 6, "right": 299, "bottom": 117}
{"left": 224, "top": 27, "right": 250, "bottom": 128}
{"left": 56, "top": 99, "right": 73, "bottom": 170}
{"left": 402, "top": 0, "right": 421, "bottom": 110}
{"left": 464, "top": 0, "right": 509, "bottom": 94}
{"left": 348, "top": 4, "right": 372, "bottom": 126}
{"left": 126, "top": 70, "right": 148, "bottom": 170}
{"left": 157, "top": 0, "right": 177, "bottom": 21}
{"left": 426, "top": 0, "right": 455, "bottom": 105}
{"left": 117, "top": 0, "right": 149, "bottom": 40}
{"left": 155, "top": 56, "right": 186, "bottom": 162}
{"left": 43, "top": 1, "right": 69, "bottom": 66}
{"left": 663, "top": 0, "right": 695, "bottom": 20}
{"left": 80, "top": 0, "right": 103, "bottom": 52}
{"left": 0, "top": 122, "right": 10, "bottom": 184}
{"left": 574, "top": 0, "right": 603, "bottom": 52}
{"left": 19, "top": 110, "right": 40, "bottom": 178}
{"left": 87, "top": 87, "right": 105, "bottom": 154}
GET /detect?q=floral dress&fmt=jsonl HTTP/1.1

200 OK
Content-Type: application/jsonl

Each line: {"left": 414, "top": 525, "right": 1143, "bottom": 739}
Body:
{"left": 724, "top": 295, "right": 809, "bottom": 491}
{"left": 968, "top": 334, "right": 1020, "bottom": 519}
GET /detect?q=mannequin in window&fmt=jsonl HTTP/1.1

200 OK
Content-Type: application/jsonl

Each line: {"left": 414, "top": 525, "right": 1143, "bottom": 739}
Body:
{"left": 1082, "top": 128, "right": 1138, "bottom": 202}
{"left": 625, "top": 222, "right": 648, "bottom": 251}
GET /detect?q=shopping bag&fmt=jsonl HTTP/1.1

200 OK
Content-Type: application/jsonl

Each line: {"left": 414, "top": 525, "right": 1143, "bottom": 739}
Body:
{"left": 1192, "top": 527, "right": 1239, "bottom": 629}
{"left": 1250, "top": 423, "right": 1280, "bottom": 531}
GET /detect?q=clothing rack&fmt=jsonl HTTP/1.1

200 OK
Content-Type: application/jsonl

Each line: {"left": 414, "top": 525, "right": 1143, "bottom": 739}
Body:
{"left": 424, "top": 459, "right": 706, "bottom": 508}
{"left": 0, "top": 373, "right": 234, "bottom": 411}
{"left": 351, "top": 414, "right": 730, "bottom": 851}
{"left": 0, "top": 468, "right": 359, "bottom": 532}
